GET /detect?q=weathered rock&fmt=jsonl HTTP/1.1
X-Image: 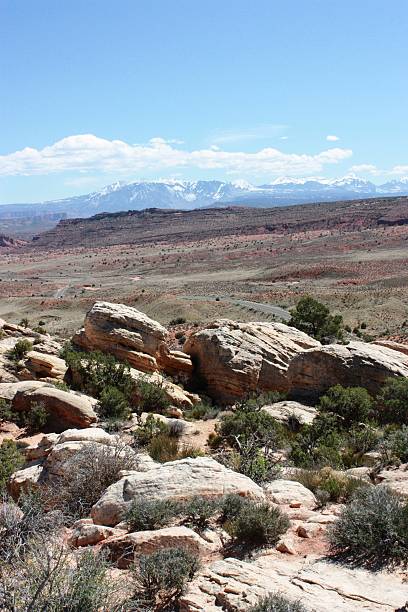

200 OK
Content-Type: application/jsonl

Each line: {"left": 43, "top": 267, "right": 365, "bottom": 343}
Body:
{"left": 288, "top": 340, "right": 408, "bottom": 398}
{"left": 262, "top": 400, "right": 317, "bottom": 426}
{"left": 0, "top": 380, "right": 48, "bottom": 402}
{"left": 91, "top": 456, "right": 265, "bottom": 526}
{"left": 264, "top": 480, "right": 317, "bottom": 509}
{"left": 373, "top": 339, "right": 408, "bottom": 356}
{"left": 102, "top": 526, "right": 215, "bottom": 568}
{"left": 73, "top": 301, "right": 193, "bottom": 376}
{"left": 12, "top": 386, "right": 97, "bottom": 432}
{"left": 376, "top": 464, "right": 408, "bottom": 497}
{"left": 184, "top": 320, "right": 320, "bottom": 403}
{"left": 24, "top": 351, "right": 67, "bottom": 380}
{"left": 179, "top": 555, "right": 408, "bottom": 612}
{"left": 8, "top": 462, "right": 45, "bottom": 498}
{"left": 130, "top": 368, "right": 199, "bottom": 409}
{"left": 69, "top": 522, "right": 126, "bottom": 547}
{"left": 57, "top": 427, "right": 117, "bottom": 445}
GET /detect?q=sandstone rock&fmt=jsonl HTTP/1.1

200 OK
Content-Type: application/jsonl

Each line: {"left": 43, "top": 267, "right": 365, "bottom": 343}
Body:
{"left": 376, "top": 464, "right": 408, "bottom": 497}
{"left": 8, "top": 462, "right": 45, "bottom": 498}
{"left": 57, "top": 427, "right": 117, "bottom": 445}
{"left": 264, "top": 480, "right": 317, "bottom": 509}
{"left": 373, "top": 339, "right": 408, "bottom": 356}
{"left": 72, "top": 301, "right": 195, "bottom": 378}
{"left": 24, "top": 351, "right": 67, "bottom": 380}
{"left": 184, "top": 320, "right": 320, "bottom": 403}
{"left": 91, "top": 456, "right": 265, "bottom": 526}
{"left": 12, "top": 386, "right": 97, "bottom": 432}
{"left": 0, "top": 380, "right": 48, "bottom": 402}
{"left": 179, "top": 555, "right": 408, "bottom": 612}
{"left": 262, "top": 400, "right": 317, "bottom": 426}
{"left": 102, "top": 526, "right": 215, "bottom": 568}
{"left": 288, "top": 340, "right": 408, "bottom": 398}
{"left": 69, "top": 522, "right": 126, "bottom": 547}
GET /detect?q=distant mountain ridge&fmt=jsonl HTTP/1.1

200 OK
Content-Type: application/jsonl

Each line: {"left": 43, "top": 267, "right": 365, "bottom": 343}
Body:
{"left": 2, "top": 176, "right": 408, "bottom": 219}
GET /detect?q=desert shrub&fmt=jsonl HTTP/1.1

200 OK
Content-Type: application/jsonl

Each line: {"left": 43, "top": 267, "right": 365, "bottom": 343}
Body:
{"left": 181, "top": 497, "right": 220, "bottom": 531}
{"left": 52, "top": 380, "right": 70, "bottom": 392}
{"left": 184, "top": 401, "right": 220, "bottom": 421}
{"left": 134, "top": 377, "right": 171, "bottom": 414}
{"left": 22, "top": 400, "right": 49, "bottom": 432}
{"left": 97, "top": 385, "right": 131, "bottom": 421}
{"left": 169, "top": 316, "right": 186, "bottom": 326}
{"left": 0, "top": 440, "right": 23, "bottom": 494}
{"left": 226, "top": 501, "right": 289, "bottom": 547}
{"left": 289, "top": 296, "right": 343, "bottom": 343}
{"left": 378, "top": 425, "right": 408, "bottom": 464}
{"left": 376, "top": 377, "right": 408, "bottom": 425}
{"left": 293, "top": 468, "right": 368, "bottom": 505}
{"left": 345, "top": 423, "right": 381, "bottom": 456}
{"left": 131, "top": 547, "right": 200, "bottom": 610}
{"left": 64, "top": 348, "right": 134, "bottom": 401}
{"left": 48, "top": 441, "right": 138, "bottom": 520}
{"left": 0, "top": 398, "right": 14, "bottom": 422}
{"left": 328, "top": 485, "right": 408, "bottom": 568}
{"left": 125, "top": 498, "right": 181, "bottom": 531}
{"left": 219, "top": 493, "right": 247, "bottom": 522}
{"left": 33, "top": 325, "right": 47, "bottom": 335}
{"left": 18, "top": 317, "right": 29, "bottom": 328}
{"left": 248, "top": 592, "right": 308, "bottom": 612}
{"left": 167, "top": 418, "right": 186, "bottom": 437}
{"left": 216, "top": 406, "right": 284, "bottom": 484}
{"left": 0, "top": 543, "right": 118, "bottom": 611}
{"left": 289, "top": 412, "right": 345, "bottom": 469}
{"left": 133, "top": 414, "right": 170, "bottom": 447}
{"left": 318, "top": 385, "right": 373, "bottom": 427}
{"left": 147, "top": 433, "right": 202, "bottom": 463}
{"left": 8, "top": 339, "right": 33, "bottom": 362}
{"left": 0, "top": 491, "right": 63, "bottom": 564}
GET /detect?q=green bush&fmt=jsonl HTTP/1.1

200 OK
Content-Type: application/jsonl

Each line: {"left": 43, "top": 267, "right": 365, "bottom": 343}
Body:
{"left": 131, "top": 547, "right": 200, "bottom": 609}
{"left": 0, "top": 398, "right": 14, "bottom": 422}
{"left": 181, "top": 497, "right": 220, "bottom": 531}
{"left": 22, "top": 400, "right": 49, "bottom": 433}
{"left": 289, "top": 412, "right": 345, "bottom": 469}
{"left": 226, "top": 501, "right": 289, "bottom": 547}
{"left": 318, "top": 385, "right": 373, "bottom": 427}
{"left": 293, "top": 468, "right": 368, "bottom": 505}
{"left": 97, "top": 386, "right": 131, "bottom": 421}
{"left": 125, "top": 498, "right": 181, "bottom": 532}
{"left": 289, "top": 296, "right": 343, "bottom": 342}
{"left": 8, "top": 339, "right": 33, "bottom": 362}
{"left": 328, "top": 485, "right": 408, "bottom": 568}
{"left": 147, "top": 433, "right": 203, "bottom": 463}
{"left": 134, "top": 377, "right": 171, "bottom": 414}
{"left": 378, "top": 425, "right": 408, "bottom": 464}
{"left": 377, "top": 377, "right": 408, "bottom": 425}
{"left": 184, "top": 401, "right": 220, "bottom": 421}
{"left": 248, "top": 593, "right": 308, "bottom": 612}
{"left": 0, "top": 440, "right": 23, "bottom": 493}
{"left": 133, "top": 414, "right": 170, "bottom": 447}
{"left": 219, "top": 493, "right": 247, "bottom": 523}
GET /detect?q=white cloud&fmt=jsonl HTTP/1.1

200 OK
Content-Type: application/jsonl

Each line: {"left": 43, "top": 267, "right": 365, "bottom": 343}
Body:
{"left": 0, "top": 133, "right": 353, "bottom": 178}
{"left": 326, "top": 134, "right": 340, "bottom": 142}
{"left": 389, "top": 164, "right": 408, "bottom": 175}
{"left": 349, "top": 164, "right": 379, "bottom": 175}
{"left": 210, "top": 124, "right": 288, "bottom": 145}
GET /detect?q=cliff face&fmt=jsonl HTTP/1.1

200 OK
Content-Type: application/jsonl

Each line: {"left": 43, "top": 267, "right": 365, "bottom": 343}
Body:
{"left": 0, "top": 234, "right": 27, "bottom": 248}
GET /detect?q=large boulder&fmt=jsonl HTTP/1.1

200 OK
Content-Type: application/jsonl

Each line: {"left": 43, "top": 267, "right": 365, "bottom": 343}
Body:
{"left": 184, "top": 320, "right": 320, "bottom": 403}
{"left": 24, "top": 351, "right": 67, "bottom": 380}
{"left": 12, "top": 386, "right": 98, "bottom": 431}
{"left": 102, "top": 526, "right": 215, "bottom": 568}
{"left": 287, "top": 341, "right": 408, "bottom": 398}
{"left": 264, "top": 480, "right": 317, "bottom": 509}
{"left": 179, "top": 555, "right": 408, "bottom": 612}
{"left": 91, "top": 456, "right": 265, "bottom": 526}
{"left": 73, "top": 301, "right": 193, "bottom": 376}
{"left": 262, "top": 400, "right": 317, "bottom": 426}
{"left": 0, "top": 380, "right": 48, "bottom": 402}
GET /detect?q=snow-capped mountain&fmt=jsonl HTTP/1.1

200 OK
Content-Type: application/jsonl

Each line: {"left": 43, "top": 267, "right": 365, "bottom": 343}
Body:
{"left": 1, "top": 176, "right": 408, "bottom": 219}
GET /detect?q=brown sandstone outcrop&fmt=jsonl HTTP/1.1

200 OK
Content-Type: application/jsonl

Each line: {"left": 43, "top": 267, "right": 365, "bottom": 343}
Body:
{"left": 72, "top": 301, "right": 193, "bottom": 376}
{"left": 23, "top": 351, "right": 67, "bottom": 380}
{"left": 102, "top": 526, "right": 215, "bottom": 568}
{"left": 184, "top": 320, "right": 320, "bottom": 403}
{"left": 12, "top": 385, "right": 98, "bottom": 431}
{"left": 287, "top": 340, "right": 408, "bottom": 398}
{"left": 91, "top": 456, "right": 265, "bottom": 526}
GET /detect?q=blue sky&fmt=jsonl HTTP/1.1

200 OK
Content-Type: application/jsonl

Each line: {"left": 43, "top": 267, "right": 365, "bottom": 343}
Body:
{"left": 1, "top": 0, "right": 407, "bottom": 203}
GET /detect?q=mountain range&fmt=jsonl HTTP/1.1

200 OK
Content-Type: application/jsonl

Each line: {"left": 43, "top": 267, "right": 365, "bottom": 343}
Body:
{"left": 1, "top": 176, "right": 408, "bottom": 219}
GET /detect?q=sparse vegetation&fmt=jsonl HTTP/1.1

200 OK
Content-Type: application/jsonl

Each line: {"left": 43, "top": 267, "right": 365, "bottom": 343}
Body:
{"left": 225, "top": 500, "right": 290, "bottom": 547}
{"left": 328, "top": 485, "right": 408, "bottom": 568}
{"left": 376, "top": 377, "right": 408, "bottom": 425}
{"left": 293, "top": 467, "right": 368, "bottom": 505}
{"left": 125, "top": 498, "right": 181, "bottom": 532}
{"left": 318, "top": 385, "right": 374, "bottom": 427}
{"left": 8, "top": 338, "right": 32, "bottom": 362}
{"left": 0, "top": 440, "right": 24, "bottom": 494}
{"left": 248, "top": 593, "right": 308, "bottom": 612}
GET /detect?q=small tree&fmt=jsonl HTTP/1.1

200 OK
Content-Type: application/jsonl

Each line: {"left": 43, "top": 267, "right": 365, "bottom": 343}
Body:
{"left": 377, "top": 377, "right": 408, "bottom": 425}
{"left": 289, "top": 296, "right": 343, "bottom": 342}
{"left": 8, "top": 339, "right": 32, "bottom": 362}
{"left": 318, "top": 385, "right": 373, "bottom": 427}
{"left": 0, "top": 440, "right": 23, "bottom": 494}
